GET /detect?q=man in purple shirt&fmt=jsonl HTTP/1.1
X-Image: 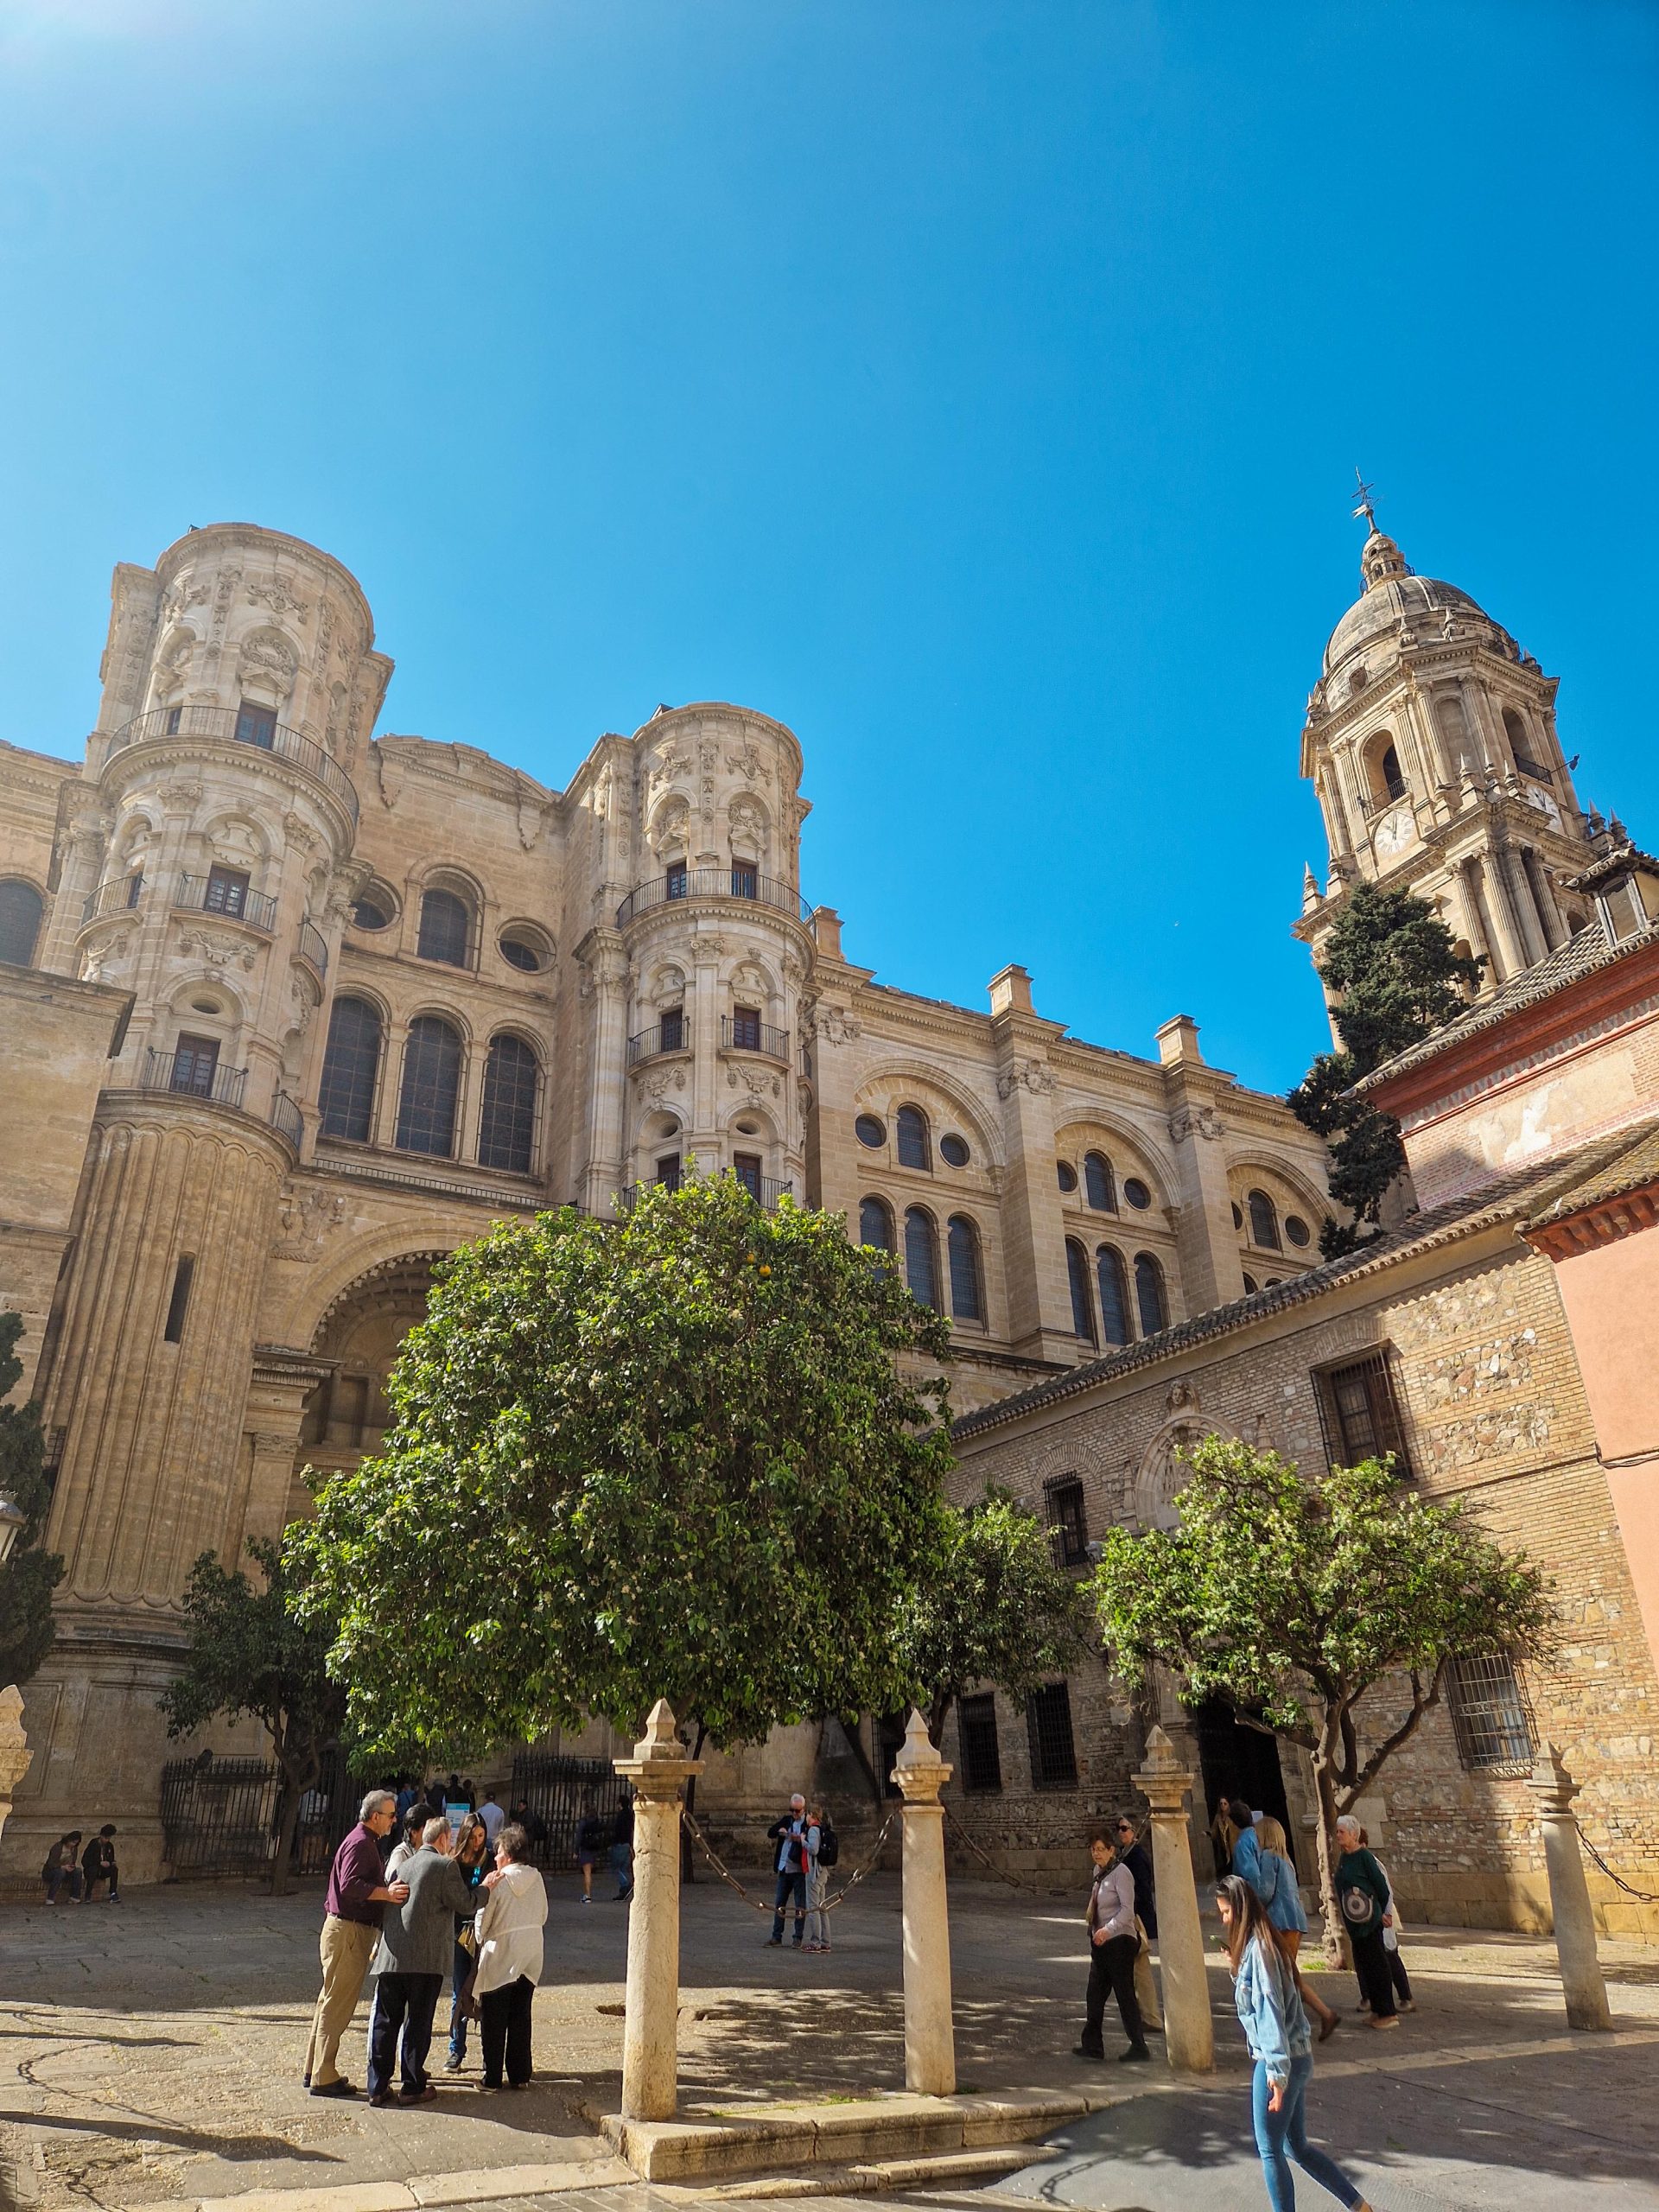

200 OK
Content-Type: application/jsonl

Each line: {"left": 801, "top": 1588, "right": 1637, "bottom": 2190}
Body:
{"left": 303, "top": 1789, "right": 409, "bottom": 2096}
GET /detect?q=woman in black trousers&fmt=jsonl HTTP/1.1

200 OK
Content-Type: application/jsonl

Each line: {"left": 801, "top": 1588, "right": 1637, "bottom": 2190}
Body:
{"left": 472, "top": 1823, "right": 549, "bottom": 2089}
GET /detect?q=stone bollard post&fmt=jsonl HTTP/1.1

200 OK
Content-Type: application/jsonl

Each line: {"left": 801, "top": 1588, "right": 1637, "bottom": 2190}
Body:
{"left": 891, "top": 1707, "right": 956, "bottom": 2095}
{"left": 1135, "top": 1725, "right": 1214, "bottom": 2075}
{"left": 613, "top": 1699, "right": 704, "bottom": 2120}
{"left": 1529, "top": 1743, "right": 1611, "bottom": 2031}
{"left": 0, "top": 1688, "right": 31, "bottom": 1856}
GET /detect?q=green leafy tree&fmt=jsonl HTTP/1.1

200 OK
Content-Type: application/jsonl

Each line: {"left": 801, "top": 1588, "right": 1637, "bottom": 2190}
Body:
{"left": 290, "top": 1176, "right": 957, "bottom": 1767}
{"left": 0, "top": 1310, "right": 64, "bottom": 1689}
{"left": 893, "top": 1487, "right": 1090, "bottom": 1742}
{"left": 160, "top": 1537, "right": 346, "bottom": 1894}
{"left": 1091, "top": 1435, "right": 1554, "bottom": 1953}
{"left": 1291, "top": 886, "right": 1484, "bottom": 1255}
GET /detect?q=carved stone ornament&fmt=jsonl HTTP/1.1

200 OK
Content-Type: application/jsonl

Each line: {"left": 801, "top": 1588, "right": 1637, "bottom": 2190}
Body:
{"left": 726, "top": 741, "right": 766, "bottom": 785}
{"left": 649, "top": 747, "right": 692, "bottom": 791}
{"left": 816, "top": 1008, "right": 860, "bottom": 1046}
{"left": 160, "top": 781, "right": 204, "bottom": 814}
{"left": 238, "top": 627, "right": 298, "bottom": 690}
{"left": 1166, "top": 1378, "right": 1197, "bottom": 1413}
{"left": 1167, "top": 1103, "right": 1224, "bottom": 1143}
{"left": 270, "top": 1185, "right": 347, "bottom": 1261}
{"left": 80, "top": 928, "right": 133, "bottom": 981}
{"left": 1349, "top": 663, "right": 1369, "bottom": 694}
{"left": 996, "top": 1058, "right": 1054, "bottom": 1099}
{"left": 177, "top": 925, "right": 259, "bottom": 972}
{"left": 247, "top": 576, "right": 309, "bottom": 623}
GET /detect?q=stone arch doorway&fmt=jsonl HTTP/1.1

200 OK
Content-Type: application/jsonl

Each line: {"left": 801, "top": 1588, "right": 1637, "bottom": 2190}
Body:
{"left": 1194, "top": 1697, "right": 1296, "bottom": 1874}
{"left": 296, "top": 1250, "right": 445, "bottom": 1483}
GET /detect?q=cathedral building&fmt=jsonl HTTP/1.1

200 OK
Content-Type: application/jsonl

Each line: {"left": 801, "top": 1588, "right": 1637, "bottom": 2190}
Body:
{"left": 0, "top": 522, "right": 1332, "bottom": 1881}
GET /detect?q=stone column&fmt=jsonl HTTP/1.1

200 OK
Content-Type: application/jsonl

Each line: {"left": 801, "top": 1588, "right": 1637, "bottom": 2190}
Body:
{"left": 1135, "top": 1725, "right": 1214, "bottom": 2074}
{"left": 0, "top": 1687, "right": 30, "bottom": 1853}
{"left": 613, "top": 1700, "right": 703, "bottom": 2120}
{"left": 1529, "top": 1744, "right": 1612, "bottom": 2031}
{"left": 891, "top": 1708, "right": 956, "bottom": 2096}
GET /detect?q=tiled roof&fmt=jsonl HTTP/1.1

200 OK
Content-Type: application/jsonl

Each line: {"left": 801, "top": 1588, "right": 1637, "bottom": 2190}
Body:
{"left": 1522, "top": 1118, "right": 1659, "bottom": 1229}
{"left": 1352, "top": 919, "right": 1659, "bottom": 1091}
{"left": 951, "top": 1122, "right": 1657, "bottom": 1442}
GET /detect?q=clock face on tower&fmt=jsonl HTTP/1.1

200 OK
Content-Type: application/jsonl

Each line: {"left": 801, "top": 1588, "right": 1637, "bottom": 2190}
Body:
{"left": 1373, "top": 800, "right": 1417, "bottom": 861}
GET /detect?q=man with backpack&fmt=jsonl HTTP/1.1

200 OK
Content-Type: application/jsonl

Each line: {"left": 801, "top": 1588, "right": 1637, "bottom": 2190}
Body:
{"left": 764, "top": 1794, "right": 811, "bottom": 1948}
{"left": 803, "top": 1800, "right": 837, "bottom": 1954}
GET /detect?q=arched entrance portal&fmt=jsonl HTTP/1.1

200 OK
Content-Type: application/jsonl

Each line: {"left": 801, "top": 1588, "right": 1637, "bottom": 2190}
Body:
{"left": 296, "top": 1251, "right": 446, "bottom": 1484}
{"left": 1194, "top": 1697, "right": 1296, "bottom": 1872}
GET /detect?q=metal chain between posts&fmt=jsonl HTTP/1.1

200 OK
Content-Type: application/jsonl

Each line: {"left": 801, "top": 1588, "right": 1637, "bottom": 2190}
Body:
{"left": 942, "top": 1801, "right": 1052, "bottom": 1896}
{"left": 678, "top": 1804, "right": 898, "bottom": 1915}
{"left": 1575, "top": 1820, "right": 1659, "bottom": 1905}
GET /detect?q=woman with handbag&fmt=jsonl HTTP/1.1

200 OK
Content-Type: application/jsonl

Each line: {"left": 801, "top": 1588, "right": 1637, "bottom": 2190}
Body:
{"left": 442, "top": 1811, "right": 494, "bottom": 2072}
{"left": 1334, "top": 1815, "right": 1398, "bottom": 2030}
{"left": 1253, "top": 1815, "right": 1339, "bottom": 2041}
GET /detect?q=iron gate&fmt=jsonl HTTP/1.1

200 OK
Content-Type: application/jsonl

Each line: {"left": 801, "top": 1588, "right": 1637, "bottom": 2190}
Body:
{"left": 508, "top": 1751, "right": 627, "bottom": 1870}
{"left": 159, "top": 1753, "right": 278, "bottom": 1876}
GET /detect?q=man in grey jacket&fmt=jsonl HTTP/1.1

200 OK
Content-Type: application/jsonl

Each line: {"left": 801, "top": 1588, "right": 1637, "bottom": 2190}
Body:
{"left": 366, "top": 1818, "right": 476, "bottom": 2105}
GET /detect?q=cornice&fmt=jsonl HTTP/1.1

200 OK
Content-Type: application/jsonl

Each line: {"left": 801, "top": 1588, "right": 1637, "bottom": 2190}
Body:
{"left": 1523, "top": 1182, "right": 1659, "bottom": 1262}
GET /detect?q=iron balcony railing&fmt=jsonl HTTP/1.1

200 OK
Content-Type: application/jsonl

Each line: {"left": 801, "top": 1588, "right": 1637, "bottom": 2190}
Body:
{"left": 174, "top": 873, "right": 277, "bottom": 932}
{"left": 297, "top": 918, "right": 329, "bottom": 976}
{"left": 626, "top": 1018, "right": 690, "bottom": 1066}
{"left": 83, "top": 873, "right": 145, "bottom": 925}
{"left": 270, "top": 1090, "right": 304, "bottom": 1147}
{"left": 141, "top": 1048, "right": 249, "bottom": 1110}
{"left": 105, "top": 705, "right": 359, "bottom": 824}
{"left": 753, "top": 1175, "right": 793, "bottom": 1211}
{"left": 720, "top": 1015, "right": 789, "bottom": 1060}
{"left": 616, "top": 868, "right": 811, "bottom": 928}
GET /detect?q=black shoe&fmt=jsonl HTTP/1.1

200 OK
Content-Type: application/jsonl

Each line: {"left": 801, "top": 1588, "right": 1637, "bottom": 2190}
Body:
{"left": 1071, "top": 2042, "right": 1104, "bottom": 2061}
{"left": 312, "top": 2078, "right": 357, "bottom": 2098}
{"left": 1120, "top": 2044, "right": 1152, "bottom": 2063}
{"left": 302, "top": 2074, "right": 311, "bottom": 2088}
{"left": 765, "top": 1936, "right": 783, "bottom": 1947}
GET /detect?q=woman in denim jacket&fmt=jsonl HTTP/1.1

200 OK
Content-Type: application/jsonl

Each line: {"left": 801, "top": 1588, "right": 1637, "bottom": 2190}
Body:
{"left": 1217, "top": 1875, "right": 1373, "bottom": 2212}
{"left": 1251, "top": 1815, "right": 1338, "bottom": 2040}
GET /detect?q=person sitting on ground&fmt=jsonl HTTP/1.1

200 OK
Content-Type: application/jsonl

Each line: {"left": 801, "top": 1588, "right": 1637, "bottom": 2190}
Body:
{"left": 442, "top": 1811, "right": 494, "bottom": 2073}
{"left": 1074, "top": 1826, "right": 1150, "bottom": 2066}
{"left": 1333, "top": 1815, "right": 1398, "bottom": 2031}
{"left": 474, "top": 1822, "right": 549, "bottom": 2091}
{"left": 1250, "top": 1815, "right": 1338, "bottom": 2041}
{"left": 764, "top": 1793, "right": 811, "bottom": 1948}
{"left": 1114, "top": 1814, "right": 1156, "bottom": 1939}
{"left": 304, "top": 1789, "right": 409, "bottom": 2098}
{"left": 366, "top": 1816, "right": 477, "bottom": 2107}
{"left": 41, "top": 1832, "right": 83, "bottom": 1904}
{"left": 80, "top": 1824, "right": 120, "bottom": 1904}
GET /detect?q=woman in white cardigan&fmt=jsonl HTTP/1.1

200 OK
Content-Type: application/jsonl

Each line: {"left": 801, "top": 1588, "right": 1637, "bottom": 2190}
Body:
{"left": 473, "top": 1822, "right": 549, "bottom": 2088}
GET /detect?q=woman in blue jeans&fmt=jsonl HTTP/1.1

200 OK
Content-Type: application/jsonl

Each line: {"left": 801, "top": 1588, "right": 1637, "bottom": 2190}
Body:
{"left": 1216, "top": 1876, "right": 1374, "bottom": 2212}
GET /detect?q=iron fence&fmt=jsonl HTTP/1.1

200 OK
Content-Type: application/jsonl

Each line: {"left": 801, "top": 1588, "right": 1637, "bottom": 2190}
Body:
{"left": 160, "top": 1754, "right": 279, "bottom": 1877}
{"left": 508, "top": 1751, "right": 629, "bottom": 1871}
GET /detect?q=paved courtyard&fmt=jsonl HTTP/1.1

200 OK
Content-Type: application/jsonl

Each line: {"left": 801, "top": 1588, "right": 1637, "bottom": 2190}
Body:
{"left": 2, "top": 1871, "right": 1656, "bottom": 2212}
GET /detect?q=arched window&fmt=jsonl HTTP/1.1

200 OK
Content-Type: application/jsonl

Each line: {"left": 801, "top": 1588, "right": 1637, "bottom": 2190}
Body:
{"left": 395, "top": 1015, "right": 463, "bottom": 1157}
{"left": 904, "top": 1206, "right": 939, "bottom": 1309}
{"left": 1096, "top": 1245, "right": 1131, "bottom": 1346}
{"left": 1380, "top": 744, "right": 1406, "bottom": 801}
{"left": 947, "top": 1216, "right": 983, "bottom": 1324}
{"left": 477, "top": 1033, "right": 539, "bottom": 1173}
{"left": 1134, "top": 1252, "right": 1166, "bottom": 1337}
{"left": 0, "top": 880, "right": 43, "bottom": 968}
{"left": 1065, "top": 1238, "right": 1096, "bottom": 1344}
{"left": 859, "top": 1195, "right": 894, "bottom": 1251}
{"left": 317, "top": 995, "right": 382, "bottom": 1142}
{"left": 896, "top": 1104, "right": 931, "bottom": 1171}
{"left": 1084, "top": 1152, "right": 1116, "bottom": 1211}
{"left": 416, "top": 887, "right": 472, "bottom": 968}
{"left": 1247, "top": 1189, "right": 1281, "bottom": 1249}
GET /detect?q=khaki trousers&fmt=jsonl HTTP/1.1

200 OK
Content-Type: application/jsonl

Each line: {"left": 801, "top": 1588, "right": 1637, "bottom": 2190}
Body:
{"left": 304, "top": 1914, "right": 377, "bottom": 2087}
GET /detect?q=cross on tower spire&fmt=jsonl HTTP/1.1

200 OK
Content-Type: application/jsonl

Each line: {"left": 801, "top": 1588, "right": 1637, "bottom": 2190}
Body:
{"left": 1351, "top": 467, "right": 1378, "bottom": 532}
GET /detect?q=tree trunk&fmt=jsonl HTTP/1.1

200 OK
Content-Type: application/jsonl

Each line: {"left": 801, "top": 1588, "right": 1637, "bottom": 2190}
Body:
{"left": 927, "top": 1690, "right": 953, "bottom": 1749}
{"left": 269, "top": 1730, "right": 320, "bottom": 1898}
{"left": 1310, "top": 1741, "right": 1347, "bottom": 1966}
{"left": 835, "top": 1712, "right": 884, "bottom": 1805}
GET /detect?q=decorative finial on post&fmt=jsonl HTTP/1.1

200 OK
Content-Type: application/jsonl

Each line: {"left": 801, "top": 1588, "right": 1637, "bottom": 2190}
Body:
{"left": 1134, "top": 1725, "right": 1214, "bottom": 2075}
{"left": 1351, "top": 467, "right": 1378, "bottom": 532}
{"left": 1528, "top": 1743, "right": 1611, "bottom": 2031}
{"left": 889, "top": 1707, "right": 957, "bottom": 2095}
{"left": 613, "top": 1699, "right": 704, "bottom": 2120}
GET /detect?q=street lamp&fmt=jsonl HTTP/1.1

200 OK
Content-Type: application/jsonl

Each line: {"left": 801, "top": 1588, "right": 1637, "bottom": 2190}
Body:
{"left": 0, "top": 1496, "right": 26, "bottom": 1565}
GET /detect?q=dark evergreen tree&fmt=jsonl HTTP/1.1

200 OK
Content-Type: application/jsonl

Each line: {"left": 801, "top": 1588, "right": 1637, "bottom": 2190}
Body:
{"left": 0, "top": 1310, "right": 64, "bottom": 1688}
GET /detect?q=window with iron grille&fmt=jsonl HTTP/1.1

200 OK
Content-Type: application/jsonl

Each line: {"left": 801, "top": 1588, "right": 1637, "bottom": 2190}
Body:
{"left": 477, "top": 1033, "right": 539, "bottom": 1173}
{"left": 660, "top": 1006, "right": 684, "bottom": 1052}
{"left": 1044, "top": 1476, "right": 1090, "bottom": 1567}
{"left": 730, "top": 862, "right": 758, "bottom": 899}
{"left": 1066, "top": 1237, "right": 1096, "bottom": 1343}
{"left": 1084, "top": 1152, "right": 1116, "bottom": 1211}
{"left": 947, "top": 1215, "right": 983, "bottom": 1322}
{"left": 957, "top": 1694, "right": 1002, "bottom": 1793}
{"left": 417, "top": 888, "right": 472, "bottom": 968}
{"left": 318, "top": 995, "right": 382, "bottom": 1142}
{"left": 1446, "top": 1653, "right": 1535, "bottom": 1776}
{"left": 904, "top": 1205, "right": 939, "bottom": 1309}
{"left": 1314, "top": 1350, "right": 1413, "bottom": 1475}
{"left": 395, "top": 1015, "right": 462, "bottom": 1157}
{"left": 896, "top": 1104, "right": 931, "bottom": 1171}
{"left": 1026, "top": 1681, "right": 1078, "bottom": 1789}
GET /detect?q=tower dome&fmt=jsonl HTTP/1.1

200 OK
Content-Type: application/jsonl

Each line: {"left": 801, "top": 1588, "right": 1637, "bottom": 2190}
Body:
{"left": 1322, "top": 527, "right": 1516, "bottom": 683}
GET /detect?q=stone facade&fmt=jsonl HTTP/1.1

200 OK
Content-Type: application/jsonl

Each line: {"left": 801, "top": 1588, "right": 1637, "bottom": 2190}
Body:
{"left": 0, "top": 523, "right": 1330, "bottom": 1880}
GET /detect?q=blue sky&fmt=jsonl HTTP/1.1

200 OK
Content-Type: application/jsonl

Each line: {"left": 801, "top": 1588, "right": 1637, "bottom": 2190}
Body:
{"left": 1, "top": 2, "right": 1653, "bottom": 1094}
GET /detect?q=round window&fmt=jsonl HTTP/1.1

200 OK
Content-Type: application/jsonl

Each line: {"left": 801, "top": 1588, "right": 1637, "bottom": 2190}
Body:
{"left": 1285, "top": 1214, "right": 1311, "bottom": 1248}
{"left": 351, "top": 895, "right": 391, "bottom": 931}
{"left": 1057, "top": 1160, "right": 1077, "bottom": 1193}
{"left": 499, "top": 930, "right": 545, "bottom": 973}
{"left": 939, "top": 1133, "right": 969, "bottom": 1168}
{"left": 1123, "top": 1178, "right": 1152, "bottom": 1210}
{"left": 855, "top": 1113, "right": 886, "bottom": 1149}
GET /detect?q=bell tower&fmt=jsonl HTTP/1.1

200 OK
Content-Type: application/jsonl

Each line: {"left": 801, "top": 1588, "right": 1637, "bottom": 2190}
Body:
{"left": 1294, "top": 493, "right": 1601, "bottom": 994}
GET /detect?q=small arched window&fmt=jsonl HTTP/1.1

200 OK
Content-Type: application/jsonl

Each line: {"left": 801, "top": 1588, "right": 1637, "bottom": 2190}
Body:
{"left": 859, "top": 1195, "right": 894, "bottom": 1251}
{"left": 317, "top": 995, "right": 382, "bottom": 1142}
{"left": 1065, "top": 1237, "right": 1096, "bottom": 1345}
{"left": 477, "top": 1033, "right": 539, "bottom": 1173}
{"left": 1135, "top": 1252, "right": 1167, "bottom": 1337}
{"left": 396, "top": 1015, "right": 463, "bottom": 1157}
{"left": 904, "top": 1206, "right": 939, "bottom": 1309}
{"left": 896, "top": 1104, "right": 931, "bottom": 1171}
{"left": 1380, "top": 744, "right": 1406, "bottom": 801}
{"left": 416, "top": 887, "right": 472, "bottom": 968}
{"left": 1096, "top": 1245, "right": 1131, "bottom": 1347}
{"left": 947, "top": 1216, "right": 983, "bottom": 1324}
{"left": 1084, "top": 1152, "right": 1116, "bottom": 1211}
{"left": 1248, "top": 1189, "right": 1281, "bottom": 1249}
{"left": 0, "top": 880, "right": 43, "bottom": 968}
